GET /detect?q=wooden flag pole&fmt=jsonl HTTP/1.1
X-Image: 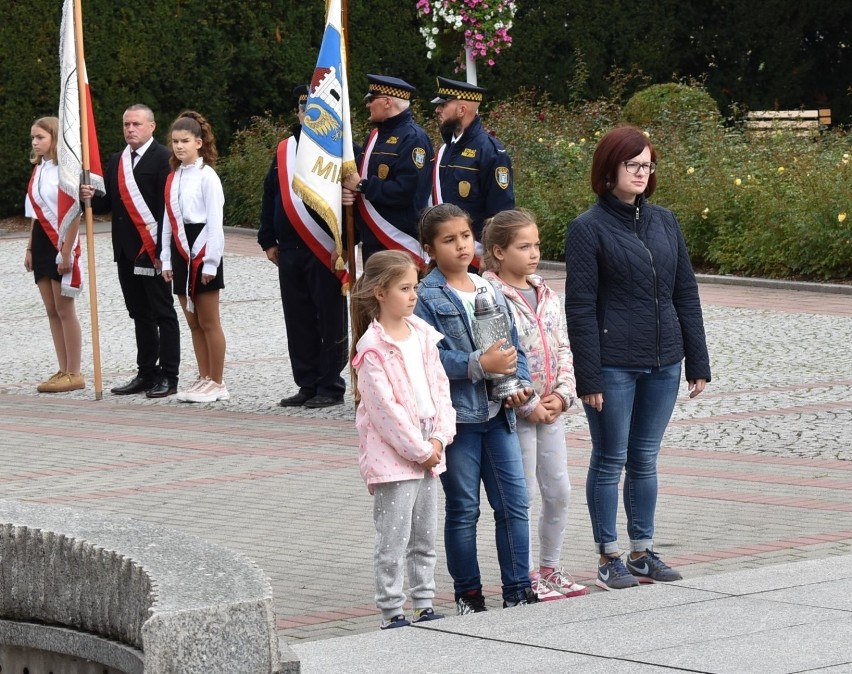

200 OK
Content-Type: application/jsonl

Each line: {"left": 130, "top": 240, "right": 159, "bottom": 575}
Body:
{"left": 73, "top": 0, "right": 104, "bottom": 400}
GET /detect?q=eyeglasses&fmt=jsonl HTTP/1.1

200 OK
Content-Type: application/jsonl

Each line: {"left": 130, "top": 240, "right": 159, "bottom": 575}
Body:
{"left": 622, "top": 161, "right": 657, "bottom": 175}
{"left": 366, "top": 95, "right": 389, "bottom": 104}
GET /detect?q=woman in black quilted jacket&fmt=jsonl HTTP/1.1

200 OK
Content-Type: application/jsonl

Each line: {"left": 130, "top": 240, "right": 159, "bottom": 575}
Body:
{"left": 565, "top": 125, "right": 711, "bottom": 591}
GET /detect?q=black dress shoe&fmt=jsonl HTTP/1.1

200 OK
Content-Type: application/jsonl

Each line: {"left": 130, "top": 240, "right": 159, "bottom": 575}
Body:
{"left": 304, "top": 395, "right": 343, "bottom": 409}
{"left": 146, "top": 379, "right": 178, "bottom": 399}
{"left": 279, "top": 392, "right": 313, "bottom": 407}
{"left": 111, "top": 376, "right": 154, "bottom": 395}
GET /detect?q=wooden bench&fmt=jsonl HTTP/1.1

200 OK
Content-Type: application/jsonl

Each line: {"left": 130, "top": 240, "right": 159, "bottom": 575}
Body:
{"left": 745, "top": 108, "right": 831, "bottom": 134}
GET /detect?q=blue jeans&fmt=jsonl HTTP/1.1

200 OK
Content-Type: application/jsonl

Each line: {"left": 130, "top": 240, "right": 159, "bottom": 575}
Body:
{"left": 440, "top": 410, "right": 531, "bottom": 603}
{"left": 584, "top": 362, "right": 681, "bottom": 555}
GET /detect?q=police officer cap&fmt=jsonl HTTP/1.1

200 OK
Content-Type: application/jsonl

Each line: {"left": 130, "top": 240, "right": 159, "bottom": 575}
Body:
{"left": 293, "top": 84, "right": 309, "bottom": 106}
{"left": 431, "top": 76, "right": 486, "bottom": 104}
{"left": 364, "top": 74, "right": 416, "bottom": 101}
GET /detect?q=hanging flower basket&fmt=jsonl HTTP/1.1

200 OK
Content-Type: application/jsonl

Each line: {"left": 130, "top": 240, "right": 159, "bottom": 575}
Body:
{"left": 415, "top": 0, "right": 518, "bottom": 67}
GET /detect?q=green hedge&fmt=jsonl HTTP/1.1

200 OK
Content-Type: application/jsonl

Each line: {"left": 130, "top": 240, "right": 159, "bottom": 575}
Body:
{"left": 484, "top": 86, "right": 851, "bottom": 280}
{"left": 221, "top": 83, "right": 850, "bottom": 280}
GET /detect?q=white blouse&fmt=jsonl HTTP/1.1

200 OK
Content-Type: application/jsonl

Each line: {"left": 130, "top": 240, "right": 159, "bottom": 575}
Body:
{"left": 160, "top": 158, "right": 225, "bottom": 275}
{"left": 24, "top": 159, "right": 59, "bottom": 224}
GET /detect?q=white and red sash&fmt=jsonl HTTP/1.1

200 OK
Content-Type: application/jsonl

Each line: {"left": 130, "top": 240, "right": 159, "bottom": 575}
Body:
{"left": 430, "top": 143, "right": 447, "bottom": 206}
{"left": 277, "top": 138, "right": 349, "bottom": 289}
{"left": 357, "top": 128, "right": 428, "bottom": 268}
{"left": 27, "top": 163, "right": 82, "bottom": 297}
{"left": 117, "top": 147, "right": 158, "bottom": 276}
{"left": 428, "top": 142, "right": 484, "bottom": 269}
{"left": 164, "top": 172, "right": 207, "bottom": 313}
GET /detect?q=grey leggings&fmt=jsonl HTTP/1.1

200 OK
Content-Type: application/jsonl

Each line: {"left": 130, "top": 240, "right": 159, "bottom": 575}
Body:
{"left": 372, "top": 476, "right": 438, "bottom": 619}
{"left": 517, "top": 415, "right": 572, "bottom": 570}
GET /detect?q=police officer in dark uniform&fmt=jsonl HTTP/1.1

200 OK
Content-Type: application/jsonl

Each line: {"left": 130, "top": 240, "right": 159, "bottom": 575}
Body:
{"left": 342, "top": 75, "right": 433, "bottom": 264}
{"left": 431, "top": 76, "right": 515, "bottom": 240}
{"left": 258, "top": 85, "right": 348, "bottom": 409}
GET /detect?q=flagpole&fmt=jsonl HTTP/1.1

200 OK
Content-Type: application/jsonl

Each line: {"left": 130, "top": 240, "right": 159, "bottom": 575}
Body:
{"left": 73, "top": 0, "right": 104, "bottom": 400}
{"left": 341, "top": 0, "right": 357, "bottom": 285}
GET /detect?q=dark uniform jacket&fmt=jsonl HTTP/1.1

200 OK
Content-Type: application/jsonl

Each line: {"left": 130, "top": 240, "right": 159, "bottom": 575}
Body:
{"left": 354, "top": 109, "right": 433, "bottom": 246}
{"left": 565, "top": 192, "right": 711, "bottom": 397}
{"left": 436, "top": 116, "right": 515, "bottom": 238}
{"left": 258, "top": 126, "right": 334, "bottom": 251}
{"left": 93, "top": 140, "right": 171, "bottom": 263}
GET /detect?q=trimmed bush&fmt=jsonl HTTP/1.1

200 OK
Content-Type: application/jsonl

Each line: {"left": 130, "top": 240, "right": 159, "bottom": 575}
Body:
{"left": 623, "top": 83, "right": 721, "bottom": 131}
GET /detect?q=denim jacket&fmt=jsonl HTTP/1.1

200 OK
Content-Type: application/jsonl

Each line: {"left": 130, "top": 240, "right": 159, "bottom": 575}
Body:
{"left": 414, "top": 267, "right": 536, "bottom": 427}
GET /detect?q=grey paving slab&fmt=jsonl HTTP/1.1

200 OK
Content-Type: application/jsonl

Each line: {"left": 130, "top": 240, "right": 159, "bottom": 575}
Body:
{"left": 290, "top": 626, "right": 672, "bottom": 674}
{"left": 679, "top": 555, "right": 852, "bottom": 595}
{"left": 417, "top": 583, "right": 724, "bottom": 636}
{"left": 639, "top": 616, "right": 852, "bottom": 674}
{"left": 425, "top": 595, "right": 846, "bottom": 658}
{"left": 757, "top": 577, "right": 852, "bottom": 612}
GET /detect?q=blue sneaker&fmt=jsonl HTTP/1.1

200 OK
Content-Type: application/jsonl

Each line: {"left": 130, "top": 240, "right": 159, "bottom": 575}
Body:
{"left": 596, "top": 555, "right": 640, "bottom": 590}
{"left": 412, "top": 607, "right": 445, "bottom": 623}
{"left": 380, "top": 614, "right": 410, "bottom": 630}
{"left": 626, "top": 550, "right": 683, "bottom": 583}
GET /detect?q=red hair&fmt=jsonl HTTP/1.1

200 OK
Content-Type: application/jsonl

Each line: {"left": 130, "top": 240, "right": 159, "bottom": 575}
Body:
{"left": 590, "top": 125, "right": 657, "bottom": 198}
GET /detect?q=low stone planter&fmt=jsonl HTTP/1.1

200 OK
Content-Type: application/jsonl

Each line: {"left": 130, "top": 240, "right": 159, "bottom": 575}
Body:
{"left": 0, "top": 501, "right": 298, "bottom": 673}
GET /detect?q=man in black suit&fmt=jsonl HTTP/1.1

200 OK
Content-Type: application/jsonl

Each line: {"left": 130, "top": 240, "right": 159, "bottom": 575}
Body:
{"left": 85, "top": 104, "right": 180, "bottom": 397}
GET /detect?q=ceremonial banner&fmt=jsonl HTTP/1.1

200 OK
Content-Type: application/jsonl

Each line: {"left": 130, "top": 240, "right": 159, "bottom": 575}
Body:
{"left": 58, "top": 0, "right": 104, "bottom": 244}
{"left": 292, "top": 0, "right": 356, "bottom": 272}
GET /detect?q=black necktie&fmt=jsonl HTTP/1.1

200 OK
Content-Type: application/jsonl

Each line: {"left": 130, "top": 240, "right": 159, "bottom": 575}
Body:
{"left": 130, "top": 150, "right": 138, "bottom": 168}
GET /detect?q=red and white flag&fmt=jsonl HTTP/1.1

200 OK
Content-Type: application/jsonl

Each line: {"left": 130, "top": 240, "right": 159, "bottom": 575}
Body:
{"left": 57, "top": 0, "right": 104, "bottom": 244}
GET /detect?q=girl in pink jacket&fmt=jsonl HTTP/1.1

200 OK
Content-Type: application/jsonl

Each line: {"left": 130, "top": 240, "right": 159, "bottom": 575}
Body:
{"left": 350, "top": 250, "right": 456, "bottom": 630}
{"left": 482, "top": 209, "right": 589, "bottom": 602}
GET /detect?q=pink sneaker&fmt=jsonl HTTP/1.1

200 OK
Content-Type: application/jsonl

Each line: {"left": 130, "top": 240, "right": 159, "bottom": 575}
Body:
{"left": 177, "top": 376, "right": 206, "bottom": 402}
{"left": 185, "top": 379, "right": 224, "bottom": 403}
{"left": 531, "top": 577, "right": 567, "bottom": 602}
{"left": 541, "top": 568, "right": 590, "bottom": 598}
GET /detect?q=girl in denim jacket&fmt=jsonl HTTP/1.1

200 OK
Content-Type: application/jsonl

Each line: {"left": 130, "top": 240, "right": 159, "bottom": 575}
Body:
{"left": 482, "top": 209, "right": 589, "bottom": 603}
{"left": 414, "top": 203, "right": 538, "bottom": 613}
{"left": 351, "top": 251, "right": 456, "bottom": 630}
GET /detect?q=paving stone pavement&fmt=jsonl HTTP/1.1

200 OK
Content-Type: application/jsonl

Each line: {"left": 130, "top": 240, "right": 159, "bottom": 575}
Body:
{"left": 1, "top": 227, "right": 851, "bottom": 653}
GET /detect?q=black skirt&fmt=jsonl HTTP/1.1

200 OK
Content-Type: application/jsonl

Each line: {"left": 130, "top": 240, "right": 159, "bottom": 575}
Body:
{"left": 31, "top": 221, "right": 61, "bottom": 283}
{"left": 170, "top": 222, "right": 224, "bottom": 296}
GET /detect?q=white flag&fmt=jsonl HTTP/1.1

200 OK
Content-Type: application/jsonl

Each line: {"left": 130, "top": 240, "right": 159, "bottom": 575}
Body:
{"left": 58, "top": 0, "right": 104, "bottom": 244}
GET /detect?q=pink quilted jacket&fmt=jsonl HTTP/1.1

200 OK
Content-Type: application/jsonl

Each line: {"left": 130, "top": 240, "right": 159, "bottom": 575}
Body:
{"left": 352, "top": 315, "right": 456, "bottom": 490}
{"left": 483, "top": 272, "right": 576, "bottom": 410}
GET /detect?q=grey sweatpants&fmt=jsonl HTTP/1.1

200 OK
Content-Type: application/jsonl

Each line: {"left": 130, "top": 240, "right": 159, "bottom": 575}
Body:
{"left": 373, "top": 475, "right": 439, "bottom": 619}
{"left": 517, "top": 415, "right": 572, "bottom": 570}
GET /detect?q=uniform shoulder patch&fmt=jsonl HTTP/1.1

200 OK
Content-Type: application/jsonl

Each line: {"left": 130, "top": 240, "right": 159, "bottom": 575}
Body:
{"left": 412, "top": 147, "right": 426, "bottom": 169}
{"left": 461, "top": 148, "right": 477, "bottom": 158}
{"left": 495, "top": 166, "right": 510, "bottom": 189}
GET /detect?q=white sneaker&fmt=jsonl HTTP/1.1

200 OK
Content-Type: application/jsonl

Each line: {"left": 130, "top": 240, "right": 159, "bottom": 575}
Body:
{"left": 177, "top": 376, "right": 206, "bottom": 402}
{"left": 185, "top": 379, "right": 228, "bottom": 403}
{"left": 531, "top": 577, "right": 567, "bottom": 602}
{"left": 541, "top": 568, "right": 590, "bottom": 598}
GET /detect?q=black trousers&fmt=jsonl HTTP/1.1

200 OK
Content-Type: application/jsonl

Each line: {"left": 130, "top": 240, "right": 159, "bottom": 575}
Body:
{"left": 116, "top": 256, "right": 181, "bottom": 383}
{"left": 279, "top": 247, "right": 348, "bottom": 399}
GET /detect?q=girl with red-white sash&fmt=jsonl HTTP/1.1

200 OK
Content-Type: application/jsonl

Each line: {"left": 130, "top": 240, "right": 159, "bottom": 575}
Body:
{"left": 160, "top": 111, "right": 228, "bottom": 403}
{"left": 23, "top": 117, "right": 85, "bottom": 394}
